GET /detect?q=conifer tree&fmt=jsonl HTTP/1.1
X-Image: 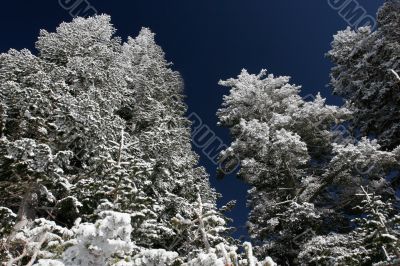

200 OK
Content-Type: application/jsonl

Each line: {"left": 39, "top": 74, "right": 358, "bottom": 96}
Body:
{"left": 328, "top": 0, "right": 400, "bottom": 150}
{"left": 0, "top": 15, "right": 232, "bottom": 264}
{"left": 299, "top": 186, "right": 400, "bottom": 265}
{"left": 217, "top": 69, "right": 350, "bottom": 263}
{"left": 217, "top": 68, "right": 400, "bottom": 264}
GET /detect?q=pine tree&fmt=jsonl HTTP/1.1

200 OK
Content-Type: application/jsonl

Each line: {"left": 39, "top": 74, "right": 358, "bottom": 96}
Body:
{"left": 328, "top": 0, "right": 400, "bottom": 150}
{"left": 0, "top": 15, "right": 232, "bottom": 264}
{"left": 217, "top": 69, "right": 351, "bottom": 263}
{"left": 217, "top": 68, "right": 400, "bottom": 264}
{"left": 299, "top": 186, "right": 400, "bottom": 265}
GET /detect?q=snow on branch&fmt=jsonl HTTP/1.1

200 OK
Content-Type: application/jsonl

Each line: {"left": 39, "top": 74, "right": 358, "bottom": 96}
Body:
{"left": 390, "top": 69, "right": 400, "bottom": 82}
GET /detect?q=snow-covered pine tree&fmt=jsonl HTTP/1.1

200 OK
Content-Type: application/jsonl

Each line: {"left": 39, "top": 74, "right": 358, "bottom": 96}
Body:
{"left": 354, "top": 187, "right": 400, "bottom": 263}
{"left": 0, "top": 48, "right": 79, "bottom": 263}
{"left": 108, "top": 28, "right": 232, "bottom": 255}
{"left": 314, "top": 1, "right": 400, "bottom": 263}
{"left": 299, "top": 186, "right": 400, "bottom": 265}
{"left": 0, "top": 15, "right": 232, "bottom": 264}
{"left": 328, "top": 0, "right": 400, "bottom": 151}
{"left": 217, "top": 69, "right": 351, "bottom": 264}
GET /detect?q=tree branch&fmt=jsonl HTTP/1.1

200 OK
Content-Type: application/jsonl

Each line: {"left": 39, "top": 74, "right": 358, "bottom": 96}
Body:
{"left": 26, "top": 232, "right": 48, "bottom": 266}
{"left": 390, "top": 69, "right": 400, "bottom": 82}
{"left": 6, "top": 244, "right": 27, "bottom": 266}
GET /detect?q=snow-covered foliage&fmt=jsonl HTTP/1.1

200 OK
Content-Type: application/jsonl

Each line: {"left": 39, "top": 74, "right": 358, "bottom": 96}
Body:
{"left": 2, "top": 0, "right": 399, "bottom": 265}
{"left": 328, "top": 0, "right": 400, "bottom": 150}
{"left": 61, "top": 211, "right": 134, "bottom": 265}
{"left": 215, "top": 3, "right": 400, "bottom": 263}
{"left": 217, "top": 63, "right": 399, "bottom": 263}
{"left": 32, "top": 213, "right": 272, "bottom": 266}
{"left": 33, "top": 211, "right": 133, "bottom": 266}
{"left": 299, "top": 187, "right": 400, "bottom": 265}
{"left": 217, "top": 69, "right": 353, "bottom": 264}
{"left": 2, "top": 218, "right": 72, "bottom": 265}
{"left": 183, "top": 242, "right": 276, "bottom": 266}
{"left": 0, "top": 15, "right": 236, "bottom": 265}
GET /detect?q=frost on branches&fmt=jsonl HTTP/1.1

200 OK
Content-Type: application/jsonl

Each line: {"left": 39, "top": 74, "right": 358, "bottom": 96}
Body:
{"left": 217, "top": 67, "right": 400, "bottom": 264}
{"left": 328, "top": 0, "right": 400, "bottom": 150}
{"left": 0, "top": 15, "right": 253, "bottom": 265}
{"left": 1, "top": 0, "right": 399, "bottom": 265}
{"left": 217, "top": 69, "right": 349, "bottom": 264}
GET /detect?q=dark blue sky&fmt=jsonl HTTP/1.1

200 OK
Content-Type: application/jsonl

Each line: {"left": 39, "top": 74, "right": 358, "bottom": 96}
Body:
{"left": 0, "top": 0, "right": 385, "bottom": 238}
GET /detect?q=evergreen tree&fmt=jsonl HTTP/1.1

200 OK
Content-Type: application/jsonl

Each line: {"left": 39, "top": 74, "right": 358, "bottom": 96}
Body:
{"left": 299, "top": 186, "right": 400, "bottom": 265}
{"left": 217, "top": 68, "right": 400, "bottom": 264}
{"left": 328, "top": 0, "right": 400, "bottom": 150}
{"left": 0, "top": 15, "right": 233, "bottom": 264}
{"left": 217, "top": 69, "right": 351, "bottom": 264}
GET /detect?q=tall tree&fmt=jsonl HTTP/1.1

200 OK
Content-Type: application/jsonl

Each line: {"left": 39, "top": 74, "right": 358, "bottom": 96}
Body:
{"left": 217, "top": 68, "right": 400, "bottom": 264}
{"left": 0, "top": 15, "right": 231, "bottom": 263}
{"left": 217, "top": 69, "right": 351, "bottom": 264}
{"left": 328, "top": 0, "right": 400, "bottom": 150}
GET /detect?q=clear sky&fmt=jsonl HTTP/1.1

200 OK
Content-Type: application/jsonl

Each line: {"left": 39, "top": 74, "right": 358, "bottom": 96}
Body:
{"left": 0, "top": 0, "right": 385, "bottom": 238}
